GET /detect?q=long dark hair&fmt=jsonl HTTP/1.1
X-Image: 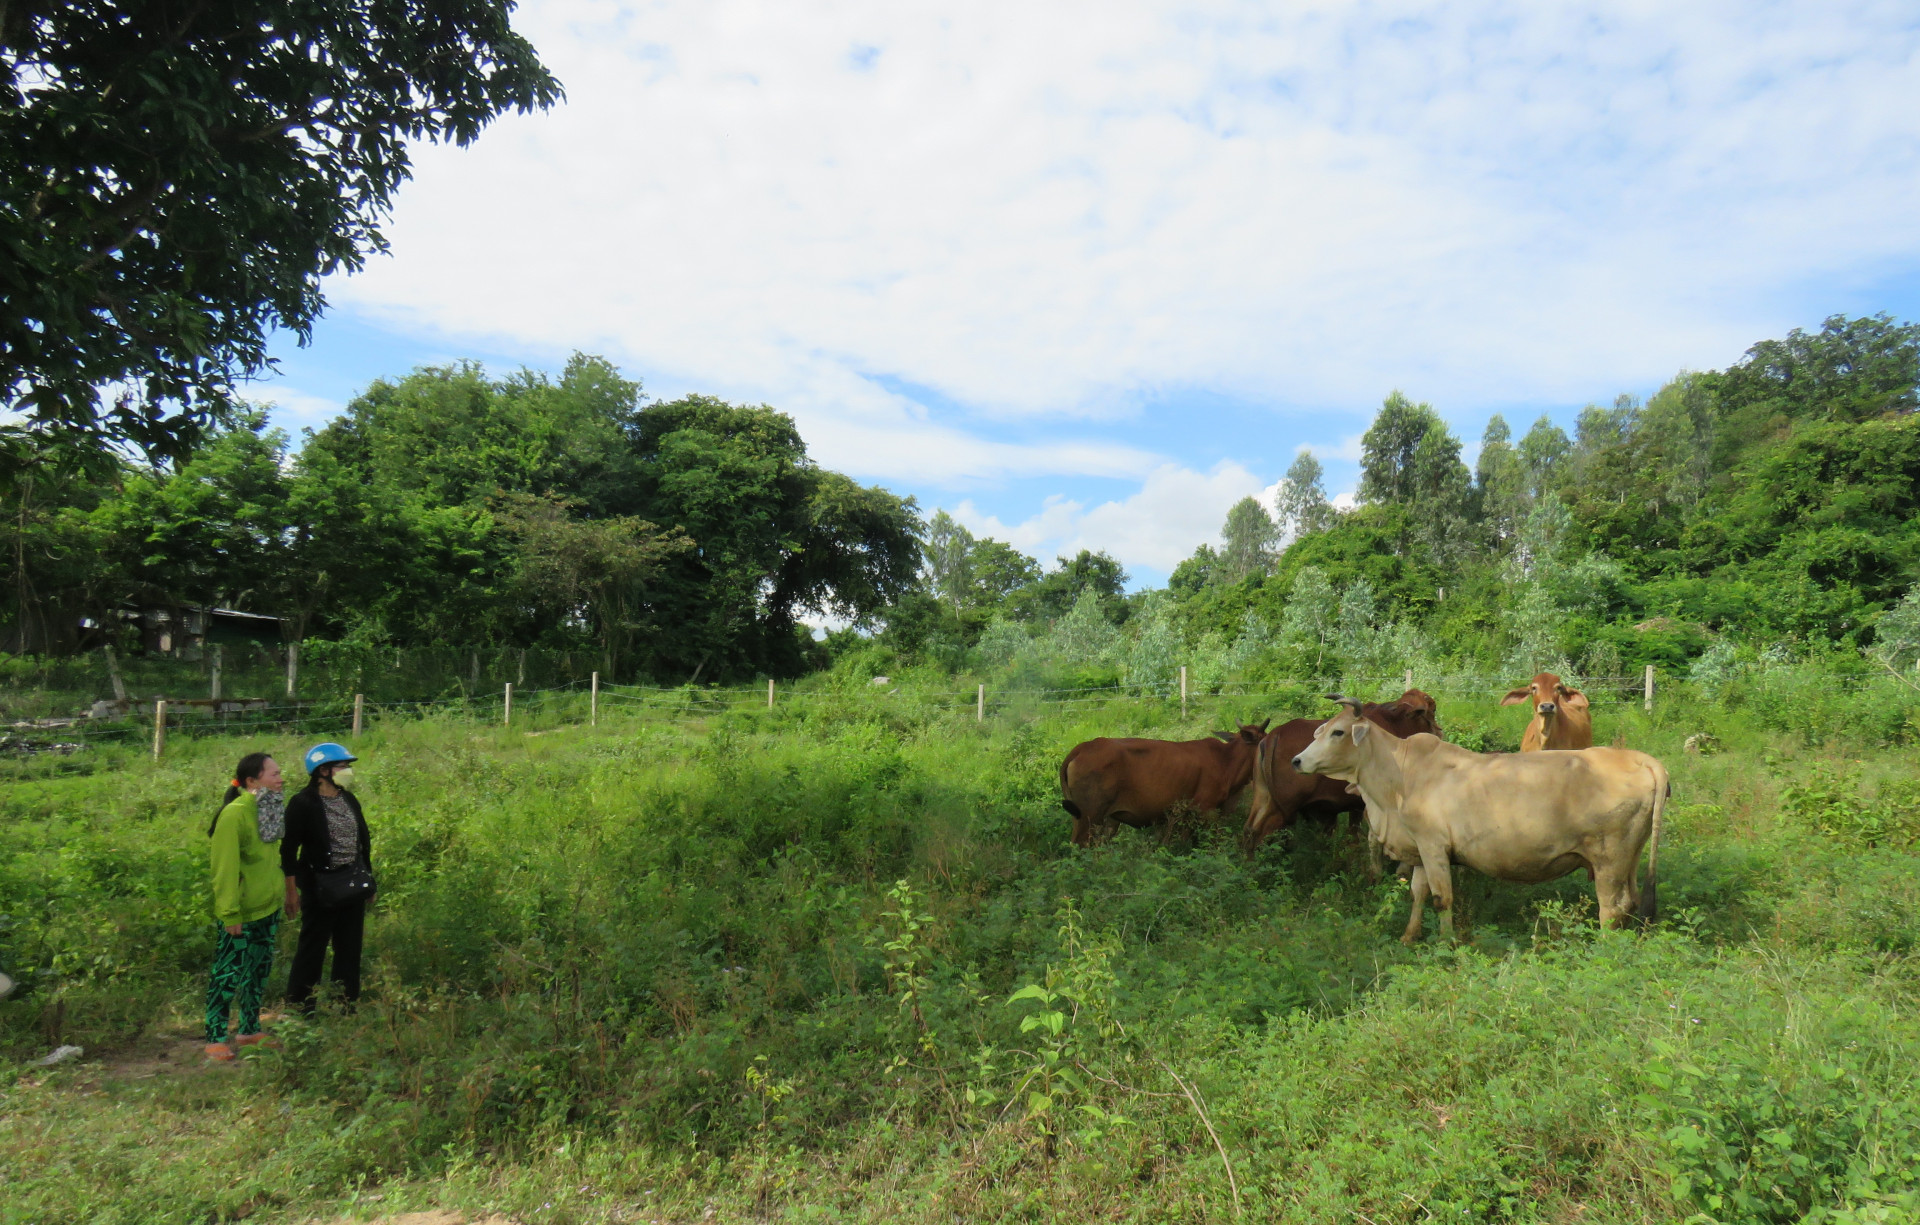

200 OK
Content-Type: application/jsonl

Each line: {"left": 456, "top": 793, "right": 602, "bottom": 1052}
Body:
{"left": 210, "top": 752, "right": 274, "bottom": 835}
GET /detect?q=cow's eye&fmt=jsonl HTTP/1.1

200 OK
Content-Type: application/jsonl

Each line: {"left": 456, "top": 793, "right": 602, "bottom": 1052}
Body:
{"left": 1332, "top": 730, "right": 1345, "bottom": 737}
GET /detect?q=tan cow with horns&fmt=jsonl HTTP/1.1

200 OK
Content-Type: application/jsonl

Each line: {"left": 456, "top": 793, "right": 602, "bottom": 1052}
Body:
{"left": 1503, "top": 672, "right": 1592, "bottom": 751}
{"left": 1292, "top": 697, "right": 1666, "bottom": 943}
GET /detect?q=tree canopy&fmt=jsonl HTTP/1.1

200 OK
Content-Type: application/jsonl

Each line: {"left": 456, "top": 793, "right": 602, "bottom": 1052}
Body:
{"left": 1, "top": 355, "right": 922, "bottom": 681}
{"left": 0, "top": 0, "right": 561, "bottom": 461}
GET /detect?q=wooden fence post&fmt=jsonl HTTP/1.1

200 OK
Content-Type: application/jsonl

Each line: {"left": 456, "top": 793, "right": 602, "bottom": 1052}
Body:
{"left": 768, "top": 678, "right": 776, "bottom": 709}
{"left": 1643, "top": 665, "right": 1655, "bottom": 713}
{"left": 152, "top": 699, "right": 167, "bottom": 760}
{"left": 1180, "top": 666, "right": 1188, "bottom": 719}
{"left": 591, "top": 672, "right": 599, "bottom": 726}
{"left": 284, "top": 642, "right": 299, "bottom": 698}
{"left": 352, "top": 693, "right": 364, "bottom": 739}
{"left": 1403, "top": 667, "right": 1413, "bottom": 691}
{"left": 504, "top": 682, "right": 513, "bottom": 726}
{"left": 210, "top": 643, "right": 223, "bottom": 700}
{"left": 977, "top": 684, "right": 985, "bottom": 722}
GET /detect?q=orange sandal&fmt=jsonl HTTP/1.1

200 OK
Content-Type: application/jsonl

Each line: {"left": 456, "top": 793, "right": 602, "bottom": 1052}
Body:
{"left": 203, "top": 1043, "right": 236, "bottom": 1062}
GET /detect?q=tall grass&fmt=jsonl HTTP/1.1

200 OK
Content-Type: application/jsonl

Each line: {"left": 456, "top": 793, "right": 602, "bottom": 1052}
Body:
{"left": 3, "top": 682, "right": 1918, "bottom": 1223}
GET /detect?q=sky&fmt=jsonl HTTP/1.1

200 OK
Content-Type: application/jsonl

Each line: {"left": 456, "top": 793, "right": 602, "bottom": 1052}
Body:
{"left": 254, "top": 0, "right": 1920, "bottom": 588}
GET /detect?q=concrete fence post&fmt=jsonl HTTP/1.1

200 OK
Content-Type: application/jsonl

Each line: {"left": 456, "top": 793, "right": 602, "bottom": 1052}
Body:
{"left": 977, "top": 684, "right": 985, "bottom": 722}
{"left": 768, "top": 677, "right": 776, "bottom": 709}
{"left": 152, "top": 699, "right": 167, "bottom": 760}
{"left": 1643, "top": 665, "right": 1655, "bottom": 713}
{"left": 591, "top": 672, "right": 599, "bottom": 726}
{"left": 1180, "top": 666, "right": 1188, "bottom": 719}
{"left": 284, "top": 642, "right": 299, "bottom": 698}
{"left": 210, "top": 643, "right": 223, "bottom": 701}
{"left": 1403, "top": 667, "right": 1413, "bottom": 691}
{"left": 504, "top": 682, "right": 513, "bottom": 726}
{"left": 103, "top": 646, "right": 128, "bottom": 701}
{"left": 352, "top": 693, "right": 364, "bottom": 739}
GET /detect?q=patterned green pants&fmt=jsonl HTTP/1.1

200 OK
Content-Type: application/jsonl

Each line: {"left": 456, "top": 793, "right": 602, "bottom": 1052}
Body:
{"left": 204, "top": 913, "right": 280, "bottom": 1043}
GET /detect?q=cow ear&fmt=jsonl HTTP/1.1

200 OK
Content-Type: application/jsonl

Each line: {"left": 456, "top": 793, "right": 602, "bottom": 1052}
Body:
{"left": 1351, "top": 722, "right": 1371, "bottom": 743}
{"left": 1500, "top": 688, "right": 1531, "bottom": 706}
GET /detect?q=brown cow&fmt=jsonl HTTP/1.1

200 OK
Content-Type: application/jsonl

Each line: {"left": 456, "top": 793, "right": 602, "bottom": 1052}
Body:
{"left": 1241, "top": 690, "right": 1441, "bottom": 854}
{"left": 1059, "top": 721, "right": 1271, "bottom": 846}
{"left": 1502, "top": 673, "right": 1593, "bottom": 751}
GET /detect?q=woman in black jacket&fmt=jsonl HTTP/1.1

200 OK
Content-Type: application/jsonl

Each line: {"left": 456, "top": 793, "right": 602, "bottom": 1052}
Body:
{"left": 280, "top": 741, "right": 372, "bottom": 1012}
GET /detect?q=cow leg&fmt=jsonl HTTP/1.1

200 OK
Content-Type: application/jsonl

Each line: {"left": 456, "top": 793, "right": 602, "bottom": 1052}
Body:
{"left": 1401, "top": 866, "right": 1428, "bottom": 944}
{"left": 1592, "top": 859, "right": 1635, "bottom": 928}
{"left": 1420, "top": 850, "right": 1457, "bottom": 944}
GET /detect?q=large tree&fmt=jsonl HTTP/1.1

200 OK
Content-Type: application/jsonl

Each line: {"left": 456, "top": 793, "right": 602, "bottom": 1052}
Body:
{"left": 1273, "top": 450, "right": 1333, "bottom": 542}
{"left": 630, "top": 395, "right": 923, "bottom": 680}
{"left": 1217, "top": 496, "right": 1279, "bottom": 584}
{"left": 0, "top": 0, "right": 561, "bottom": 460}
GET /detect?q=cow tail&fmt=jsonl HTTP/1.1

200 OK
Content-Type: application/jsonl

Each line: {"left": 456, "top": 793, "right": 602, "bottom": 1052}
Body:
{"left": 1636, "top": 760, "right": 1668, "bottom": 924}
{"left": 1059, "top": 752, "right": 1080, "bottom": 818}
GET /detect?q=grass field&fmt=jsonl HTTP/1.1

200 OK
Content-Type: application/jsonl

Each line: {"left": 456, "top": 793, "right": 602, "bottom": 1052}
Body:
{"left": 4, "top": 678, "right": 1920, "bottom": 1224}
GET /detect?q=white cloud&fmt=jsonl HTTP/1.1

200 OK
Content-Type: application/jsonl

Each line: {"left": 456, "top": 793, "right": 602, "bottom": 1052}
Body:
{"left": 344, "top": 0, "right": 1920, "bottom": 455}
{"left": 243, "top": 390, "right": 345, "bottom": 437}
{"left": 950, "top": 460, "right": 1265, "bottom": 576}
{"left": 308, "top": 0, "right": 1920, "bottom": 571}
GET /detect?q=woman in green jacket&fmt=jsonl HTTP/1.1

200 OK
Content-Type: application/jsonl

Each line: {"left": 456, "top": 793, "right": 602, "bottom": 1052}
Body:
{"left": 204, "top": 751, "right": 288, "bottom": 1061}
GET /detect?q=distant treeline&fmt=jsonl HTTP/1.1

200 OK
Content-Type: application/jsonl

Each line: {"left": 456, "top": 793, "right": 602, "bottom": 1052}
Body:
{"left": 0, "top": 357, "right": 920, "bottom": 681}
{"left": 4, "top": 315, "right": 1917, "bottom": 689}
{"left": 878, "top": 313, "right": 1920, "bottom": 689}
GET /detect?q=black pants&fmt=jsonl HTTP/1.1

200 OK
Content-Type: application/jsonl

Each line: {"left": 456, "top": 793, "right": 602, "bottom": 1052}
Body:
{"left": 287, "top": 895, "right": 364, "bottom": 1011}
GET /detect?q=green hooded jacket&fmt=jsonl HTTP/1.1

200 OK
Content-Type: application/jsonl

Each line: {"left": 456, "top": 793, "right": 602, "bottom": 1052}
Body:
{"left": 210, "top": 792, "right": 282, "bottom": 925}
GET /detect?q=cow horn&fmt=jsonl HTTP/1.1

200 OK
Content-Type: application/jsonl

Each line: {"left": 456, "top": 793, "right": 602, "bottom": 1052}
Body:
{"left": 1324, "top": 693, "right": 1363, "bottom": 713}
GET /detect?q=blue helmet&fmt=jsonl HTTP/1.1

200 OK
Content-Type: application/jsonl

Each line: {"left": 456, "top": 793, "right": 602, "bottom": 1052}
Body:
{"left": 304, "top": 742, "right": 357, "bottom": 773}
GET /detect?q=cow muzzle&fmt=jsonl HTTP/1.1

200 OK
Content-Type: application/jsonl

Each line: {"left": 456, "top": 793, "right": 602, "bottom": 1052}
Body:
{"left": 1291, "top": 755, "right": 1305, "bottom": 771}
{"left": 1537, "top": 702, "right": 1557, "bottom": 715}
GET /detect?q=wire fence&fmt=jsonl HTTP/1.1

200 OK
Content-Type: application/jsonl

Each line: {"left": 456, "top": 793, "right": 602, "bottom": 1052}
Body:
{"left": 6, "top": 661, "right": 1913, "bottom": 763}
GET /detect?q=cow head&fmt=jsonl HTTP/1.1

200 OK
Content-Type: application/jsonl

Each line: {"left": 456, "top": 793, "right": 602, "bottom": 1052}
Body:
{"left": 1292, "top": 697, "right": 1368, "bottom": 778}
{"left": 1502, "top": 673, "right": 1582, "bottom": 720}
{"left": 1210, "top": 720, "right": 1272, "bottom": 746}
{"left": 1369, "top": 689, "right": 1441, "bottom": 738}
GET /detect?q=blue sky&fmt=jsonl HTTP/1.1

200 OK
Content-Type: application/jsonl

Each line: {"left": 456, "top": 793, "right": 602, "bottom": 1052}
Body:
{"left": 248, "top": 0, "right": 1920, "bottom": 588}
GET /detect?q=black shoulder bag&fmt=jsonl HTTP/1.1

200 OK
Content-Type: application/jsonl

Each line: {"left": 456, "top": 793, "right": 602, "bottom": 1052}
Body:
{"left": 312, "top": 797, "right": 378, "bottom": 909}
{"left": 315, "top": 861, "right": 377, "bottom": 909}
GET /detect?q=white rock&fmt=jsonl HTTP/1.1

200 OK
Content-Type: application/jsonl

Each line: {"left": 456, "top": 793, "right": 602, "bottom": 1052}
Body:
{"left": 35, "top": 1044, "right": 83, "bottom": 1066}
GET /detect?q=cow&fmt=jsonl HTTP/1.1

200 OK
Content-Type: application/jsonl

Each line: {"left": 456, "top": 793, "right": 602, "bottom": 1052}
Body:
{"left": 1292, "top": 698, "right": 1666, "bottom": 943}
{"left": 1240, "top": 690, "right": 1442, "bottom": 855}
{"left": 1059, "top": 721, "right": 1271, "bottom": 846}
{"left": 1502, "top": 672, "right": 1593, "bottom": 751}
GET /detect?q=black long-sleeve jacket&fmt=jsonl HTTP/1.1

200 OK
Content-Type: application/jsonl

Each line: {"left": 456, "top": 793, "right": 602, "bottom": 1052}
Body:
{"left": 279, "top": 787, "right": 371, "bottom": 892}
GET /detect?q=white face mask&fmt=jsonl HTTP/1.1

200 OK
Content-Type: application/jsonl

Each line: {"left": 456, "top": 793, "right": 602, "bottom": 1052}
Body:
{"left": 330, "top": 766, "right": 356, "bottom": 790}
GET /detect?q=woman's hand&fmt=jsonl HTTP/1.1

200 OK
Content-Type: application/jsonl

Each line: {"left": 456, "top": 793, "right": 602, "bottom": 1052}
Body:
{"left": 284, "top": 879, "right": 301, "bottom": 918}
{"left": 226, "top": 923, "right": 242, "bottom": 936}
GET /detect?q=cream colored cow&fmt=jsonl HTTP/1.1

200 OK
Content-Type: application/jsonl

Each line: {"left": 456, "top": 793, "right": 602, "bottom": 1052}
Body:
{"left": 1293, "top": 699, "right": 1667, "bottom": 943}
